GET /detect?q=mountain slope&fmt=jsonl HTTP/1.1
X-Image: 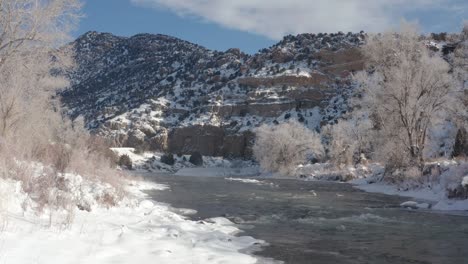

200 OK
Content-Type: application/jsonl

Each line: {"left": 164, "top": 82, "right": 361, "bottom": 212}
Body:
{"left": 62, "top": 31, "right": 366, "bottom": 157}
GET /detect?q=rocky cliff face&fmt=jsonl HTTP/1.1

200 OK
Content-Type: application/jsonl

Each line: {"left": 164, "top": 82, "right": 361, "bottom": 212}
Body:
{"left": 62, "top": 31, "right": 366, "bottom": 158}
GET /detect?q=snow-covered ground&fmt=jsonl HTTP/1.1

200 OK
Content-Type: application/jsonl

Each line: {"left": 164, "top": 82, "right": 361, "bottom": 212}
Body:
{"left": 289, "top": 160, "right": 468, "bottom": 211}
{"left": 0, "top": 176, "right": 268, "bottom": 264}
{"left": 352, "top": 160, "right": 468, "bottom": 211}
{"left": 111, "top": 147, "right": 259, "bottom": 175}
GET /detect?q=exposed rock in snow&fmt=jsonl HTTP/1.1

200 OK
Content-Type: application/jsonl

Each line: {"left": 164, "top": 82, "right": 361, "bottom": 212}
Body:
{"left": 111, "top": 147, "right": 260, "bottom": 175}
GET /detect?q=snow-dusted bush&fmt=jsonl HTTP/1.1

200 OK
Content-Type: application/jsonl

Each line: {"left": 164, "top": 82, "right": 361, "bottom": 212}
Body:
{"left": 118, "top": 154, "right": 133, "bottom": 170}
{"left": 189, "top": 151, "right": 203, "bottom": 166}
{"left": 441, "top": 161, "right": 468, "bottom": 199}
{"left": 326, "top": 117, "right": 373, "bottom": 166}
{"left": 296, "top": 162, "right": 373, "bottom": 182}
{"left": 423, "top": 115, "right": 458, "bottom": 159}
{"left": 160, "top": 153, "right": 175, "bottom": 165}
{"left": 253, "top": 120, "right": 324, "bottom": 176}
{"left": 382, "top": 166, "right": 423, "bottom": 187}
{"left": 0, "top": 118, "right": 126, "bottom": 214}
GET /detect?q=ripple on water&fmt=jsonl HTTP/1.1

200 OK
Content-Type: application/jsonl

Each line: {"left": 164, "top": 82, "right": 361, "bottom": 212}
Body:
{"left": 295, "top": 213, "right": 399, "bottom": 225}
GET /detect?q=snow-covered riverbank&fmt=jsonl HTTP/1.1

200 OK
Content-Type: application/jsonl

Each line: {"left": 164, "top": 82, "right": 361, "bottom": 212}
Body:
{"left": 0, "top": 177, "right": 266, "bottom": 264}
{"left": 296, "top": 161, "right": 468, "bottom": 212}
{"left": 352, "top": 178, "right": 468, "bottom": 211}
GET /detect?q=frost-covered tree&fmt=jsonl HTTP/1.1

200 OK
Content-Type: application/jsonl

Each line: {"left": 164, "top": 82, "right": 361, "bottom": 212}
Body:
{"left": 328, "top": 117, "right": 373, "bottom": 166}
{"left": 451, "top": 22, "right": 468, "bottom": 131}
{"left": 453, "top": 21, "right": 468, "bottom": 90}
{"left": 0, "top": 0, "right": 81, "bottom": 138}
{"left": 0, "top": 0, "right": 81, "bottom": 162}
{"left": 354, "top": 22, "right": 456, "bottom": 168}
{"left": 253, "top": 121, "right": 323, "bottom": 176}
{"left": 0, "top": 0, "right": 81, "bottom": 60}
{"left": 0, "top": 1, "right": 125, "bottom": 213}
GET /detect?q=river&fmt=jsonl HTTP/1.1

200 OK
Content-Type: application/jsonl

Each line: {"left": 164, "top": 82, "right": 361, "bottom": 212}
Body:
{"left": 146, "top": 174, "right": 468, "bottom": 264}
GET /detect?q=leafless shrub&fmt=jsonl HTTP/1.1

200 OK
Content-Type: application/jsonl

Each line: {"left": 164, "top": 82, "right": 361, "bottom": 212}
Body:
{"left": 327, "top": 117, "right": 373, "bottom": 167}
{"left": 253, "top": 120, "right": 324, "bottom": 176}
{"left": 383, "top": 166, "right": 423, "bottom": 187}
{"left": 118, "top": 154, "right": 133, "bottom": 170}
{"left": 97, "top": 192, "right": 118, "bottom": 208}
{"left": 160, "top": 153, "right": 175, "bottom": 165}
{"left": 189, "top": 152, "right": 203, "bottom": 166}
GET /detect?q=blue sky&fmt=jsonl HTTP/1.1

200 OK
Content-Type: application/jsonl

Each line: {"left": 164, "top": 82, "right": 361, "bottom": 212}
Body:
{"left": 75, "top": 0, "right": 467, "bottom": 54}
{"left": 75, "top": 0, "right": 275, "bottom": 54}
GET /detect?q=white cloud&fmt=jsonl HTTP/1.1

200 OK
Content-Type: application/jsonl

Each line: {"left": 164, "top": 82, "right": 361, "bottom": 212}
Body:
{"left": 130, "top": 0, "right": 466, "bottom": 39}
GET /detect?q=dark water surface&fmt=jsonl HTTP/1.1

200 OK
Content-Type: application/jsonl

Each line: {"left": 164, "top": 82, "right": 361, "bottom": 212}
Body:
{"left": 146, "top": 174, "right": 468, "bottom": 264}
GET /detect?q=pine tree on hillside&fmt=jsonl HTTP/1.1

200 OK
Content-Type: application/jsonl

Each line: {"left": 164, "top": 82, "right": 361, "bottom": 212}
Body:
{"left": 452, "top": 128, "right": 468, "bottom": 158}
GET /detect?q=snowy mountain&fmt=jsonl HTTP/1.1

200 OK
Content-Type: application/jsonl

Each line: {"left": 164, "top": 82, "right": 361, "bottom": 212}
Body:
{"left": 62, "top": 31, "right": 366, "bottom": 158}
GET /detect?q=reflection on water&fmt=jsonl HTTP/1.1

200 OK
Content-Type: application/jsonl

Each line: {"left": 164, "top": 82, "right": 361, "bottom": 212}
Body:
{"left": 146, "top": 175, "right": 468, "bottom": 264}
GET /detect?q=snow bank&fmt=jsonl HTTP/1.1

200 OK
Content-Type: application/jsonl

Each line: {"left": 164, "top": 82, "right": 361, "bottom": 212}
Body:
{"left": 0, "top": 178, "right": 33, "bottom": 214}
{"left": 296, "top": 163, "right": 373, "bottom": 181}
{"left": 111, "top": 148, "right": 260, "bottom": 177}
{"left": 352, "top": 178, "right": 446, "bottom": 201}
{"left": 293, "top": 160, "right": 468, "bottom": 212}
{"left": 354, "top": 181, "right": 468, "bottom": 211}
{"left": 431, "top": 200, "right": 468, "bottom": 211}
{"left": 0, "top": 177, "right": 268, "bottom": 264}
{"left": 462, "top": 176, "right": 468, "bottom": 187}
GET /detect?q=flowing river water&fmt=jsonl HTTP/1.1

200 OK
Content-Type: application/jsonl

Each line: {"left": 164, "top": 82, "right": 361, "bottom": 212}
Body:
{"left": 146, "top": 174, "right": 468, "bottom": 264}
